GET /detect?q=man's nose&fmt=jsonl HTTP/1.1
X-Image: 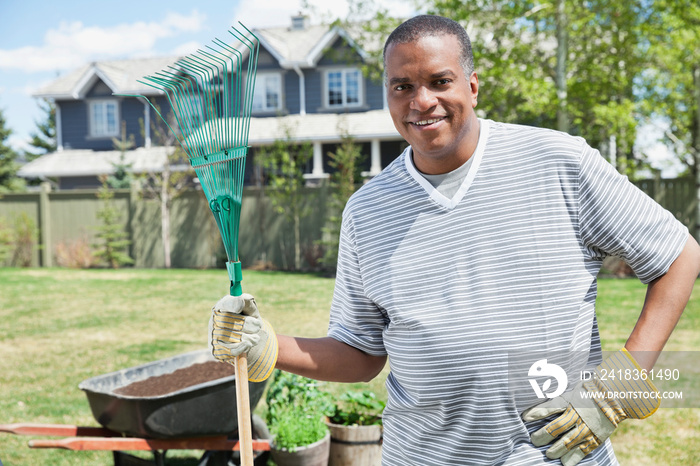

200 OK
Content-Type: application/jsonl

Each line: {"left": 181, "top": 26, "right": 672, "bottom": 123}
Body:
{"left": 410, "top": 86, "right": 437, "bottom": 111}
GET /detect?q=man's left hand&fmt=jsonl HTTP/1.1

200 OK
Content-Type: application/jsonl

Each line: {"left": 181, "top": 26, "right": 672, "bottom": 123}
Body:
{"left": 521, "top": 349, "right": 660, "bottom": 466}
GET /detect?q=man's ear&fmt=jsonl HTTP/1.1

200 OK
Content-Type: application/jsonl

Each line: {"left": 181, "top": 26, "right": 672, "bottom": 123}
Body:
{"left": 469, "top": 72, "right": 479, "bottom": 108}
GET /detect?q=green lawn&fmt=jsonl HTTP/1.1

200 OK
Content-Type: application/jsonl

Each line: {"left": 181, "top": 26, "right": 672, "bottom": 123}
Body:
{"left": 0, "top": 268, "right": 697, "bottom": 465}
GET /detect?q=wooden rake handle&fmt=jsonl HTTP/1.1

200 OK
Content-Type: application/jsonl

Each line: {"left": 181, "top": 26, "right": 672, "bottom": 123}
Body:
{"left": 235, "top": 353, "right": 254, "bottom": 466}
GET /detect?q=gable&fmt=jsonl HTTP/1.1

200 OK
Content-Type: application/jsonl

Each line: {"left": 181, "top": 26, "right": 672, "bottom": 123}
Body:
{"left": 317, "top": 36, "right": 365, "bottom": 67}
{"left": 86, "top": 79, "right": 114, "bottom": 98}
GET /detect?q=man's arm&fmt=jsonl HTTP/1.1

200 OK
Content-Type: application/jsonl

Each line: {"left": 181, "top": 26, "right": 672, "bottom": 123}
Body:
{"left": 625, "top": 234, "right": 700, "bottom": 371}
{"left": 276, "top": 335, "right": 387, "bottom": 383}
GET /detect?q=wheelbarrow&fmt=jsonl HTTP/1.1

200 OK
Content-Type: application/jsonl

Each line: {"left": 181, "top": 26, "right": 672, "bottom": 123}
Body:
{"left": 0, "top": 349, "right": 271, "bottom": 466}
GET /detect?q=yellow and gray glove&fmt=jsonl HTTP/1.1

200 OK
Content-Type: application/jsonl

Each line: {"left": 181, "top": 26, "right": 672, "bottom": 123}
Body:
{"left": 521, "top": 348, "right": 660, "bottom": 466}
{"left": 208, "top": 293, "right": 278, "bottom": 382}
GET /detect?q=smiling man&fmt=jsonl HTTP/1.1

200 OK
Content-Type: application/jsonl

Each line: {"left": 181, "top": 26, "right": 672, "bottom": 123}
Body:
{"left": 385, "top": 30, "right": 480, "bottom": 175}
{"left": 209, "top": 15, "right": 700, "bottom": 466}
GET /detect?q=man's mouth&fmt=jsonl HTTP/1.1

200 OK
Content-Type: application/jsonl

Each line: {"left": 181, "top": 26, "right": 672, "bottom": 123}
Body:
{"left": 410, "top": 117, "right": 446, "bottom": 127}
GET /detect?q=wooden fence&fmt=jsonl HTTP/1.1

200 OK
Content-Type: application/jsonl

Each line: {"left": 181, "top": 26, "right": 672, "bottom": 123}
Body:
{"left": 0, "top": 177, "right": 696, "bottom": 270}
{"left": 0, "top": 183, "right": 330, "bottom": 270}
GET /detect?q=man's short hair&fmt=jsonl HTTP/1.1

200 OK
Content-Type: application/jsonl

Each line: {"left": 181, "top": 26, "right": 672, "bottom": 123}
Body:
{"left": 383, "top": 15, "right": 475, "bottom": 77}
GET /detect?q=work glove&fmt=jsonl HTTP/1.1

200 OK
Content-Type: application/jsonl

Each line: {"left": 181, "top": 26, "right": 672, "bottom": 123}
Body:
{"left": 521, "top": 348, "right": 660, "bottom": 466}
{"left": 208, "top": 293, "right": 278, "bottom": 382}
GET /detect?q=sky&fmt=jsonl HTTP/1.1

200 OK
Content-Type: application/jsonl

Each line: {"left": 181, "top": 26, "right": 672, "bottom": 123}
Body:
{"left": 0, "top": 1, "right": 683, "bottom": 176}
{"left": 0, "top": 0, "right": 415, "bottom": 154}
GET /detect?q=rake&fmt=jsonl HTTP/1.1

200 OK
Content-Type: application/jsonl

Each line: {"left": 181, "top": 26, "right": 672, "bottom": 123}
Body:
{"left": 120, "top": 24, "right": 259, "bottom": 465}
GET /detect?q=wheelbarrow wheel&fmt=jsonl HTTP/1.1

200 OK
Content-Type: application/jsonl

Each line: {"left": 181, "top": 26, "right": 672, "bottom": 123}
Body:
{"left": 200, "top": 414, "right": 271, "bottom": 466}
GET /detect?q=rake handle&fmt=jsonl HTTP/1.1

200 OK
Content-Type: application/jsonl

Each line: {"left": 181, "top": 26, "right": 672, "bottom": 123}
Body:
{"left": 230, "top": 260, "right": 253, "bottom": 466}
{"left": 234, "top": 353, "right": 254, "bottom": 466}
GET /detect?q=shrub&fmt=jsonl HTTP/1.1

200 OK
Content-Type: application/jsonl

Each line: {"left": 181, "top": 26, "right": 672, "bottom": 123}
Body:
{"left": 0, "top": 216, "right": 12, "bottom": 265}
{"left": 54, "top": 236, "right": 96, "bottom": 268}
{"left": 11, "top": 212, "right": 37, "bottom": 267}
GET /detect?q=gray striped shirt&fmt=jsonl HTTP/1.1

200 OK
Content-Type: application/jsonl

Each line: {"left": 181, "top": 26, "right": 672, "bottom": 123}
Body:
{"left": 327, "top": 119, "right": 688, "bottom": 465}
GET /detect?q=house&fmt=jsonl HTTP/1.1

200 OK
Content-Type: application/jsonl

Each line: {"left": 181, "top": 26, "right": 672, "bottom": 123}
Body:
{"left": 19, "top": 15, "right": 405, "bottom": 190}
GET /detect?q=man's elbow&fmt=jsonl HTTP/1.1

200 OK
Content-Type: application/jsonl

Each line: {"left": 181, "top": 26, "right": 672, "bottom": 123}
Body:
{"left": 359, "top": 355, "right": 387, "bottom": 383}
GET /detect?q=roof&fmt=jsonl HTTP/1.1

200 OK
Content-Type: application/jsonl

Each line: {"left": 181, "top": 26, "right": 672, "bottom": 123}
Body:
{"left": 34, "top": 56, "right": 182, "bottom": 99}
{"left": 18, "top": 110, "right": 402, "bottom": 179}
{"left": 32, "top": 20, "right": 373, "bottom": 99}
{"left": 247, "top": 109, "right": 399, "bottom": 145}
{"left": 17, "top": 146, "right": 174, "bottom": 179}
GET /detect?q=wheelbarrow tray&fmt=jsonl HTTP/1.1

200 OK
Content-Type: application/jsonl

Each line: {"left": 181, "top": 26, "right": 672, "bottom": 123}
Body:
{"left": 78, "top": 349, "right": 266, "bottom": 439}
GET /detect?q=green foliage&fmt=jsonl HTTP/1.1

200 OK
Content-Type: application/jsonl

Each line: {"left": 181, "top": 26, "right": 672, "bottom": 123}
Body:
{"left": 638, "top": 0, "right": 700, "bottom": 177}
{"left": 26, "top": 99, "right": 57, "bottom": 161}
{"left": 0, "top": 106, "right": 25, "bottom": 193}
{"left": 265, "top": 370, "right": 330, "bottom": 450}
{"left": 256, "top": 123, "right": 314, "bottom": 270}
{"left": 0, "top": 216, "right": 13, "bottom": 265}
{"left": 9, "top": 212, "right": 37, "bottom": 267}
{"left": 92, "top": 180, "right": 134, "bottom": 269}
{"left": 0, "top": 213, "right": 37, "bottom": 267}
{"left": 326, "top": 390, "right": 385, "bottom": 426}
{"left": 107, "top": 121, "right": 135, "bottom": 189}
{"left": 319, "top": 132, "right": 364, "bottom": 271}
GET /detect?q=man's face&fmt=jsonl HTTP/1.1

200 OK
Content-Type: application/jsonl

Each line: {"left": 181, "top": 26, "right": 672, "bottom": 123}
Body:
{"left": 385, "top": 34, "right": 479, "bottom": 175}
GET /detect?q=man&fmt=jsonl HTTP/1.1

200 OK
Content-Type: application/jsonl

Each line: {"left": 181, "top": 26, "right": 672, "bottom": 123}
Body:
{"left": 210, "top": 15, "right": 700, "bottom": 465}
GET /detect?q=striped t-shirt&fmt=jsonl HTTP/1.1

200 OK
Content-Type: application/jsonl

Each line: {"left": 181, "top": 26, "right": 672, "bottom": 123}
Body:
{"left": 327, "top": 119, "right": 688, "bottom": 465}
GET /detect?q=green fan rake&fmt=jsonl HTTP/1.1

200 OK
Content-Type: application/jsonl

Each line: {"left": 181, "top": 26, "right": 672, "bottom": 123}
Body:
{"left": 121, "top": 24, "right": 259, "bottom": 465}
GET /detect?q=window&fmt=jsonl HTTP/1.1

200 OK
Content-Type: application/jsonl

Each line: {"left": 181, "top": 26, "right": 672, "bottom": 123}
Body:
{"left": 252, "top": 74, "right": 282, "bottom": 112}
{"left": 178, "top": 94, "right": 204, "bottom": 129}
{"left": 89, "top": 100, "right": 119, "bottom": 137}
{"left": 325, "top": 69, "right": 362, "bottom": 108}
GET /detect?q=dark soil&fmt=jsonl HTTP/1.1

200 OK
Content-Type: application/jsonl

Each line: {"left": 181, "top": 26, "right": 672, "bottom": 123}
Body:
{"left": 114, "top": 361, "right": 236, "bottom": 397}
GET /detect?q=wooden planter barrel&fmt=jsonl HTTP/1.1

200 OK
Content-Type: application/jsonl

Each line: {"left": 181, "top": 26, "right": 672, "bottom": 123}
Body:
{"left": 270, "top": 432, "right": 330, "bottom": 466}
{"left": 326, "top": 421, "right": 382, "bottom": 466}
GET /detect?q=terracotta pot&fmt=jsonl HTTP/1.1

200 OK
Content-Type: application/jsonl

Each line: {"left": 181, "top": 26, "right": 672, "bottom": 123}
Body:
{"left": 271, "top": 432, "right": 330, "bottom": 466}
{"left": 326, "top": 421, "right": 382, "bottom": 466}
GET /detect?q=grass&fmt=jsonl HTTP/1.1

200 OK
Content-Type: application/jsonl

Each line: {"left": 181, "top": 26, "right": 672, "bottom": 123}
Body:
{"left": 0, "top": 268, "right": 698, "bottom": 465}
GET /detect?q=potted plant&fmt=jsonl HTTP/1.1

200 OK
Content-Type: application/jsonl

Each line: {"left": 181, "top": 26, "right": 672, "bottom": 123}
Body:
{"left": 325, "top": 390, "right": 385, "bottom": 466}
{"left": 265, "top": 370, "right": 330, "bottom": 466}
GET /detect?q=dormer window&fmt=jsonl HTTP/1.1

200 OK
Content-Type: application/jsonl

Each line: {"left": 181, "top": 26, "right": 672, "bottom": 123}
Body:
{"left": 89, "top": 100, "right": 119, "bottom": 137}
{"left": 324, "top": 68, "right": 362, "bottom": 108}
{"left": 252, "top": 73, "right": 282, "bottom": 112}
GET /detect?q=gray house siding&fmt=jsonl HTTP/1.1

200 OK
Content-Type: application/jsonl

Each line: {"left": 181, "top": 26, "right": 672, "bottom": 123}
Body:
{"left": 59, "top": 100, "right": 90, "bottom": 150}
{"left": 306, "top": 70, "right": 323, "bottom": 114}
{"left": 284, "top": 70, "right": 300, "bottom": 115}
{"left": 365, "top": 79, "right": 384, "bottom": 111}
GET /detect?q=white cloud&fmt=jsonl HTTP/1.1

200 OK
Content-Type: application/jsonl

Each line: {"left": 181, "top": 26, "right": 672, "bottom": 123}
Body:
{"left": 0, "top": 9, "right": 206, "bottom": 73}
{"left": 171, "top": 40, "right": 202, "bottom": 56}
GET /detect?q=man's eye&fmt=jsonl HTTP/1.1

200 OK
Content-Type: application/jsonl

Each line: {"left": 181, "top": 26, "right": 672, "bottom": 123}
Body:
{"left": 394, "top": 84, "right": 408, "bottom": 91}
{"left": 435, "top": 79, "right": 451, "bottom": 86}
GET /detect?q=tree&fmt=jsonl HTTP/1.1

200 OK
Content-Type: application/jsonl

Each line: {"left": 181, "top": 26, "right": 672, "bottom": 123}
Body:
{"left": 140, "top": 111, "right": 193, "bottom": 269}
{"left": 256, "top": 123, "right": 313, "bottom": 270}
{"left": 108, "top": 121, "right": 135, "bottom": 189}
{"left": 640, "top": 0, "right": 700, "bottom": 238}
{"left": 93, "top": 179, "right": 134, "bottom": 269}
{"left": 26, "top": 99, "right": 57, "bottom": 161}
{"left": 342, "top": 1, "right": 649, "bottom": 174}
{"left": 319, "top": 130, "right": 364, "bottom": 272}
{"left": 0, "top": 107, "right": 25, "bottom": 193}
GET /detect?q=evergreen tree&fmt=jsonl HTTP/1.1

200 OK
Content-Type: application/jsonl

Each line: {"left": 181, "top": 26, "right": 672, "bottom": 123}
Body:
{"left": 26, "top": 99, "right": 57, "bottom": 161}
{"left": 0, "top": 107, "right": 25, "bottom": 193}
{"left": 93, "top": 178, "right": 134, "bottom": 268}
{"left": 108, "top": 121, "right": 135, "bottom": 189}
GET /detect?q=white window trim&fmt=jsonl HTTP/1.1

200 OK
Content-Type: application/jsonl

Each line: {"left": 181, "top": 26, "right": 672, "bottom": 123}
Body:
{"left": 323, "top": 68, "right": 364, "bottom": 109}
{"left": 252, "top": 72, "right": 283, "bottom": 113}
{"left": 88, "top": 99, "right": 119, "bottom": 138}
